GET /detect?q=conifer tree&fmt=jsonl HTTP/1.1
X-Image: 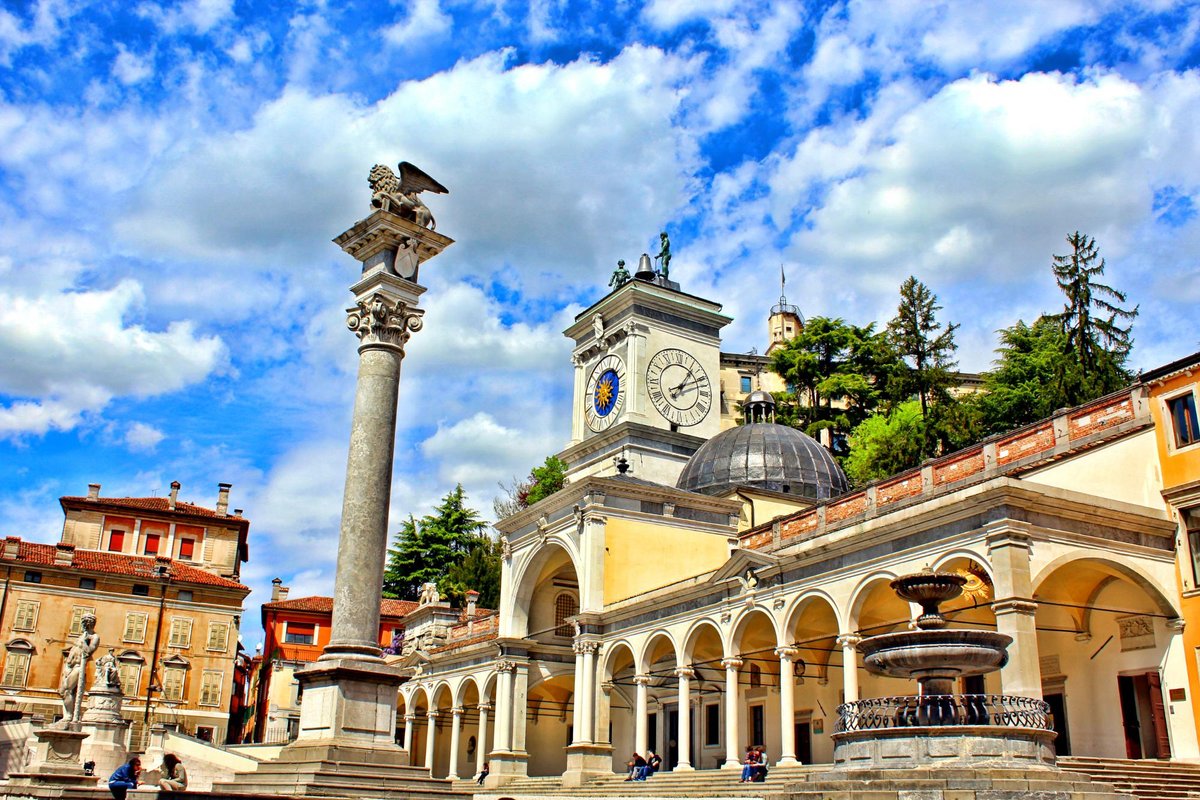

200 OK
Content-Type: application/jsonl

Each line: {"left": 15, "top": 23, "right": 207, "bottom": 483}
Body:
{"left": 382, "top": 485, "right": 490, "bottom": 601}
{"left": 886, "top": 276, "right": 959, "bottom": 419}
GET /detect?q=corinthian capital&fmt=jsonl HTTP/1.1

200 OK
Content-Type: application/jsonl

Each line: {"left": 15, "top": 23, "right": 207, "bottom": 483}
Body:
{"left": 347, "top": 292, "right": 424, "bottom": 353}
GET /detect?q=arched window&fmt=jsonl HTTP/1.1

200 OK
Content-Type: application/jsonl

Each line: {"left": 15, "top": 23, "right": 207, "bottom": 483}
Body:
{"left": 554, "top": 593, "right": 579, "bottom": 637}
{"left": 2, "top": 639, "right": 34, "bottom": 687}
{"left": 118, "top": 651, "right": 145, "bottom": 697}
{"left": 749, "top": 663, "right": 762, "bottom": 688}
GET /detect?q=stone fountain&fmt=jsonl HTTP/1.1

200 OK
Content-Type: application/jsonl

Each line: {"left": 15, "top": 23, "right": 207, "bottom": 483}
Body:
{"left": 831, "top": 568, "right": 1057, "bottom": 769}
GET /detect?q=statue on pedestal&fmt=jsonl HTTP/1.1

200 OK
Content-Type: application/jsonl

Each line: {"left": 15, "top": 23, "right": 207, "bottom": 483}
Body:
{"left": 58, "top": 613, "right": 99, "bottom": 726}
{"left": 368, "top": 162, "right": 448, "bottom": 230}
{"left": 654, "top": 232, "right": 671, "bottom": 280}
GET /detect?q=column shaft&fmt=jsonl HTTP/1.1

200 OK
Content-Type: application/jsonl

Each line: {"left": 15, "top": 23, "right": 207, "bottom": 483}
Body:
{"left": 838, "top": 635, "right": 861, "bottom": 702}
{"left": 493, "top": 667, "right": 514, "bottom": 752}
{"left": 424, "top": 712, "right": 438, "bottom": 770}
{"left": 403, "top": 714, "right": 415, "bottom": 753}
{"left": 722, "top": 658, "right": 742, "bottom": 768}
{"left": 325, "top": 347, "right": 403, "bottom": 659}
{"left": 634, "top": 675, "right": 650, "bottom": 755}
{"left": 776, "top": 649, "right": 797, "bottom": 764}
{"left": 571, "top": 648, "right": 587, "bottom": 745}
{"left": 476, "top": 704, "right": 491, "bottom": 775}
{"left": 448, "top": 709, "right": 463, "bottom": 779}
{"left": 675, "top": 668, "right": 693, "bottom": 770}
{"left": 580, "top": 646, "right": 596, "bottom": 743}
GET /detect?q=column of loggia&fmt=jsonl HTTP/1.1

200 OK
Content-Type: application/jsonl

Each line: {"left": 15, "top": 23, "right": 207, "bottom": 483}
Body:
{"left": 448, "top": 707, "right": 464, "bottom": 778}
{"left": 775, "top": 647, "right": 799, "bottom": 765}
{"left": 674, "top": 667, "right": 694, "bottom": 771}
{"left": 403, "top": 713, "right": 416, "bottom": 754}
{"left": 721, "top": 657, "right": 743, "bottom": 768}
{"left": 424, "top": 711, "right": 438, "bottom": 770}
{"left": 986, "top": 523, "right": 1042, "bottom": 698}
{"left": 837, "top": 634, "right": 862, "bottom": 704}
{"left": 475, "top": 702, "right": 491, "bottom": 776}
{"left": 491, "top": 661, "right": 516, "bottom": 753}
{"left": 580, "top": 642, "right": 598, "bottom": 743}
{"left": 570, "top": 643, "right": 587, "bottom": 745}
{"left": 633, "top": 674, "right": 651, "bottom": 756}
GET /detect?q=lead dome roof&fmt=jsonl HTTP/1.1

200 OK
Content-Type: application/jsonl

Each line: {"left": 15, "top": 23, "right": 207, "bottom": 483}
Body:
{"left": 676, "top": 423, "right": 849, "bottom": 499}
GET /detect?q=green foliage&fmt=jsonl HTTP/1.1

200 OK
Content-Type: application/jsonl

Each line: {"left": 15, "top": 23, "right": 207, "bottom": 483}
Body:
{"left": 383, "top": 484, "right": 491, "bottom": 601}
{"left": 1049, "top": 231, "right": 1138, "bottom": 384}
{"left": 768, "top": 317, "right": 899, "bottom": 431}
{"left": 440, "top": 536, "right": 503, "bottom": 610}
{"left": 844, "top": 401, "right": 927, "bottom": 485}
{"left": 886, "top": 276, "right": 959, "bottom": 420}
{"left": 523, "top": 456, "right": 569, "bottom": 506}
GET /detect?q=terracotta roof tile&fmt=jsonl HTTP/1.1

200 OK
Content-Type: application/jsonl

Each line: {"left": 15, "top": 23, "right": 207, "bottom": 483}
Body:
{"left": 3, "top": 540, "right": 248, "bottom": 592}
{"left": 60, "top": 496, "right": 245, "bottom": 521}
{"left": 262, "top": 596, "right": 418, "bottom": 618}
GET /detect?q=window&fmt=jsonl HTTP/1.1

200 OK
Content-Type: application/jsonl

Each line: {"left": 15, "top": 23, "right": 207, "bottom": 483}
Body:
{"left": 108, "top": 530, "right": 125, "bottom": 552}
{"left": 177, "top": 538, "right": 195, "bottom": 560}
{"left": 118, "top": 658, "right": 143, "bottom": 696}
{"left": 284, "top": 622, "right": 315, "bottom": 645}
{"left": 1169, "top": 392, "right": 1200, "bottom": 448}
{"left": 142, "top": 533, "right": 160, "bottom": 556}
{"left": 132, "top": 584, "right": 150, "bottom": 597}
{"left": 168, "top": 618, "right": 192, "bottom": 648}
{"left": 2, "top": 643, "right": 32, "bottom": 687}
{"left": 704, "top": 704, "right": 720, "bottom": 746}
{"left": 740, "top": 376, "right": 752, "bottom": 392}
{"left": 553, "top": 593, "right": 578, "bottom": 637}
{"left": 123, "top": 613, "right": 148, "bottom": 644}
{"left": 177, "top": 590, "right": 193, "bottom": 602}
{"left": 199, "top": 671, "right": 223, "bottom": 706}
{"left": 12, "top": 601, "right": 39, "bottom": 632}
{"left": 749, "top": 663, "right": 762, "bottom": 688}
{"left": 79, "top": 578, "right": 96, "bottom": 590}
{"left": 206, "top": 622, "right": 229, "bottom": 652}
{"left": 162, "top": 666, "right": 186, "bottom": 701}
{"left": 194, "top": 726, "right": 214, "bottom": 743}
{"left": 23, "top": 571, "right": 41, "bottom": 584}
{"left": 68, "top": 606, "right": 95, "bottom": 636}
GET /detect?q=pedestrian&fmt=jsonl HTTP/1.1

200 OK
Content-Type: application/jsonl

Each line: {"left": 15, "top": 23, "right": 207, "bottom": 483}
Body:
{"left": 646, "top": 750, "right": 662, "bottom": 776}
{"left": 476, "top": 762, "right": 490, "bottom": 785}
{"left": 158, "top": 753, "right": 188, "bottom": 791}
{"left": 108, "top": 756, "right": 140, "bottom": 800}
{"left": 739, "top": 746, "right": 758, "bottom": 782}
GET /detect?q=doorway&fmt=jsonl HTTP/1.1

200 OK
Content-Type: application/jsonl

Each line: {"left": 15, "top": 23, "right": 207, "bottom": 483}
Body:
{"left": 1044, "top": 693, "right": 1070, "bottom": 756}
{"left": 667, "top": 708, "right": 679, "bottom": 770}
{"left": 794, "top": 721, "right": 812, "bottom": 764}
{"left": 750, "top": 704, "right": 765, "bottom": 748}
{"left": 1118, "top": 672, "right": 1171, "bottom": 759}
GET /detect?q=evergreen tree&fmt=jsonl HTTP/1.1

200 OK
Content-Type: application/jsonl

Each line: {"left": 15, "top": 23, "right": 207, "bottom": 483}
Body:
{"left": 440, "top": 537, "right": 503, "bottom": 610}
{"left": 1048, "top": 231, "right": 1137, "bottom": 397}
{"left": 886, "top": 276, "right": 959, "bottom": 419}
{"left": 976, "top": 316, "right": 1077, "bottom": 434}
{"left": 382, "top": 485, "right": 490, "bottom": 601}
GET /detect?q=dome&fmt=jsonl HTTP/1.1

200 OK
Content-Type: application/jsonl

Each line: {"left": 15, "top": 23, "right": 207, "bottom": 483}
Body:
{"left": 676, "top": 423, "right": 850, "bottom": 499}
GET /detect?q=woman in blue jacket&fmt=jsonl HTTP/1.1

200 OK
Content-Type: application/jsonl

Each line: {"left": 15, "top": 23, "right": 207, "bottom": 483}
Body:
{"left": 108, "top": 756, "right": 141, "bottom": 800}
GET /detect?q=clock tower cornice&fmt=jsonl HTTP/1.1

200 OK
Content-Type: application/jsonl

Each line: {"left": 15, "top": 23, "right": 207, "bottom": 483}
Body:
{"left": 564, "top": 279, "right": 731, "bottom": 344}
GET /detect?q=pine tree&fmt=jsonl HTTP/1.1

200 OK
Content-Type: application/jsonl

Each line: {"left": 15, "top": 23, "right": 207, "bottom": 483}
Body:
{"left": 440, "top": 537, "right": 503, "bottom": 609}
{"left": 382, "top": 485, "right": 490, "bottom": 601}
{"left": 1049, "top": 231, "right": 1137, "bottom": 397}
{"left": 886, "top": 276, "right": 959, "bottom": 419}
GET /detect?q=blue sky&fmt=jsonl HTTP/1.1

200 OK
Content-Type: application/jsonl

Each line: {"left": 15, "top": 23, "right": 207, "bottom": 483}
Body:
{"left": 2, "top": 0, "right": 1199, "bottom": 649}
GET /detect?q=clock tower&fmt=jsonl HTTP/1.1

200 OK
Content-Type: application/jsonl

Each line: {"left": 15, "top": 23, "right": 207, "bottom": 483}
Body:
{"left": 560, "top": 266, "right": 731, "bottom": 485}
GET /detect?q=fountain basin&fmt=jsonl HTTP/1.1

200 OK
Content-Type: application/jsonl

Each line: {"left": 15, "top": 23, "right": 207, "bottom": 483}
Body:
{"left": 859, "top": 630, "right": 1011, "bottom": 694}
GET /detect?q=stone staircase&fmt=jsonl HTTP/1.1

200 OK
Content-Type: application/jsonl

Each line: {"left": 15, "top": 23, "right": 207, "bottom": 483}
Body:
{"left": 474, "top": 765, "right": 814, "bottom": 798}
{"left": 1059, "top": 757, "right": 1200, "bottom": 800}
{"left": 205, "top": 758, "right": 465, "bottom": 800}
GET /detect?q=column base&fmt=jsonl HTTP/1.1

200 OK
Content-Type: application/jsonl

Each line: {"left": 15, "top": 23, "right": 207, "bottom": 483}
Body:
{"left": 295, "top": 657, "right": 403, "bottom": 747}
{"left": 7, "top": 729, "right": 98, "bottom": 789}
{"left": 722, "top": 759, "right": 742, "bottom": 769}
{"left": 775, "top": 756, "right": 799, "bottom": 766}
{"left": 672, "top": 763, "right": 695, "bottom": 772}
{"left": 562, "top": 743, "right": 614, "bottom": 787}
{"left": 483, "top": 750, "right": 529, "bottom": 786}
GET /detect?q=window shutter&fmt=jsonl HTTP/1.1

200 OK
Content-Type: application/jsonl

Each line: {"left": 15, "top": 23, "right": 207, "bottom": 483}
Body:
{"left": 124, "top": 613, "right": 147, "bottom": 643}
{"left": 200, "top": 671, "right": 222, "bottom": 706}
{"left": 2, "top": 653, "right": 28, "bottom": 686}
{"left": 13, "top": 601, "right": 37, "bottom": 631}
{"left": 168, "top": 618, "right": 192, "bottom": 648}
{"left": 119, "top": 663, "right": 141, "bottom": 696}
{"left": 207, "top": 623, "right": 228, "bottom": 652}
{"left": 162, "top": 667, "right": 185, "bottom": 701}
{"left": 69, "top": 606, "right": 95, "bottom": 636}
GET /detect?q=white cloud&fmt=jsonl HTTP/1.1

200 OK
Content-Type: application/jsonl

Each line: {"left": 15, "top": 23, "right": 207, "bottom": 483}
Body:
{"left": 422, "top": 411, "right": 559, "bottom": 487}
{"left": 0, "top": 279, "right": 226, "bottom": 437}
{"left": 383, "top": 0, "right": 452, "bottom": 47}
{"left": 642, "top": 0, "right": 740, "bottom": 29}
{"left": 113, "top": 45, "right": 154, "bottom": 86}
{"left": 136, "top": 0, "right": 235, "bottom": 34}
{"left": 124, "top": 422, "right": 166, "bottom": 452}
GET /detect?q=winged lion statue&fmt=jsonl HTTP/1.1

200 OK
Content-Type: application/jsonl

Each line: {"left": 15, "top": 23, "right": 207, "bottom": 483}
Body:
{"left": 368, "top": 161, "right": 448, "bottom": 230}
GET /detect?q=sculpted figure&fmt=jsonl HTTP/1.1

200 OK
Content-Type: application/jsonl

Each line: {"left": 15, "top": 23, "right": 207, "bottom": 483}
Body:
{"left": 94, "top": 648, "right": 121, "bottom": 690}
{"left": 654, "top": 232, "right": 671, "bottom": 280}
{"left": 609, "top": 259, "right": 630, "bottom": 288}
{"left": 418, "top": 582, "right": 440, "bottom": 606}
{"left": 368, "top": 162, "right": 449, "bottom": 230}
{"left": 60, "top": 613, "right": 100, "bottom": 722}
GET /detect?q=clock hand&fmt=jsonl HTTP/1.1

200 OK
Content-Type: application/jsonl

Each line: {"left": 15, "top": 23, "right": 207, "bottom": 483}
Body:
{"left": 669, "top": 376, "right": 700, "bottom": 399}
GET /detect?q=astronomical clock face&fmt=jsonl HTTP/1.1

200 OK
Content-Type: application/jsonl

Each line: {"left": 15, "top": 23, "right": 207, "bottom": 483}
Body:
{"left": 646, "top": 348, "right": 712, "bottom": 427}
{"left": 585, "top": 354, "right": 625, "bottom": 432}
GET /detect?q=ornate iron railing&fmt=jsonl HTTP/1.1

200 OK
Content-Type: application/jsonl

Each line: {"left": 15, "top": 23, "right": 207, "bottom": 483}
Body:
{"left": 835, "top": 694, "right": 1052, "bottom": 733}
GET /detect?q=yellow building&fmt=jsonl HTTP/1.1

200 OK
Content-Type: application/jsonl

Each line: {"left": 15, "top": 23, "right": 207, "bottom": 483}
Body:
{"left": 0, "top": 482, "right": 250, "bottom": 745}
{"left": 1143, "top": 351, "right": 1200, "bottom": 745}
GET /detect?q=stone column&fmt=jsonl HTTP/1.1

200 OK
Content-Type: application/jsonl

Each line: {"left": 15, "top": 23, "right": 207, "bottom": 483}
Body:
{"left": 579, "top": 642, "right": 598, "bottom": 743}
{"left": 571, "top": 643, "right": 588, "bottom": 745}
{"left": 448, "top": 707, "right": 463, "bottom": 779}
{"left": 403, "top": 713, "right": 415, "bottom": 753}
{"left": 633, "top": 674, "right": 651, "bottom": 755}
{"left": 674, "top": 667, "right": 694, "bottom": 771}
{"left": 424, "top": 711, "right": 438, "bottom": 770}
{"left": 563, "top": 641, "right": 611, "bottom": 787}
{"left": 292, "top": 210, "right": 453, "bottom": 765}
{"left": 837, "top": 634, "right": 861, "bottom": 702}
{"left": 987, "top": 523, "right": 1041, "bottom": 698}
{"left": 475, "top": 703, "right": 491, "bottom": 776}
{"left": 775, "top": 647, "right": 799, "bottom": 765}
{"left": 721, "top": 657, "right": 743, "bottom": 768}
{"left": 492, "top": 663, "right": 514, "bottom": 753}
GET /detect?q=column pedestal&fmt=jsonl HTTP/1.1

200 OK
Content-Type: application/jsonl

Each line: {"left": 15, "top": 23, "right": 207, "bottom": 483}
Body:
{"left": 8, "top": 729, "right": 96, "bottom": 788}
{"left": 562, "top": 744, "right": 615, "bottom": 787}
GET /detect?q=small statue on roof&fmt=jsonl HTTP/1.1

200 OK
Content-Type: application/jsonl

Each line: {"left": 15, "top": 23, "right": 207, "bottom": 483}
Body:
{"left": 654, "top": 231, "right": 671, "bottom": 280}
{"left": 368, "top": 161, "right": 448, "bottom": 230}
{"left": 609, "top": 259, "right": 630, "bottom": 288}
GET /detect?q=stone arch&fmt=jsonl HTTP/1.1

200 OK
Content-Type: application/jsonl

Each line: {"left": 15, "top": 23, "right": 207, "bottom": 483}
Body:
{"left": 783, "top": 589, "right": 843, "bottom": 637}
{"left": 453, "top": 674, "right": 484, "bottom": 707}
{"left": 847, "top": 570, "right": 902, "bottom": 633}
{"left": 509, "top": 538, "right": 583, "bottom": 641}
{"left": 729, "top": 605, "right": 782, "bottom": 653}
{"left": 681, "top": 618, "right": 724, "bottom": 662}
{"left": 1032, "top": 552, "right": 1179, "bottom": 619}
{"left": 784, "top": 591, "right": 841, "bottom": 681}
{"left": 637, "top": 630, "right": 680, "bottom": 675}
{"left": 933, "top": 549, "right": 995, "bottom": 580}
{"left": 601, "top": 639, "right": 638, "bottom": 681}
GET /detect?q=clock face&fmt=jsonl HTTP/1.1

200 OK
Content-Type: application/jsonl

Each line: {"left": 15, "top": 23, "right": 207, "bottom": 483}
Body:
{"left": 585, "top": 354, "right": 625, "bottom": 432}
{"left": 646, "top": 348, "right": 712, "bottom": 427}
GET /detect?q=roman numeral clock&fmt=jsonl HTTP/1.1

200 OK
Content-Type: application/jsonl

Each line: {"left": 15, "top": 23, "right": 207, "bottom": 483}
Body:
{"left": 646, "top": 348, "right": 712, "bottom": 428}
